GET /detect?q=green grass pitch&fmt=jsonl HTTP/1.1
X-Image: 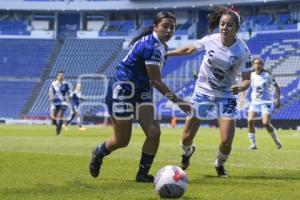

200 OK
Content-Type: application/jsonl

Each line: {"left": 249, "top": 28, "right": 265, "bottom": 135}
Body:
{"left": 0, "top": 124, "right": 299, "bottom": 200}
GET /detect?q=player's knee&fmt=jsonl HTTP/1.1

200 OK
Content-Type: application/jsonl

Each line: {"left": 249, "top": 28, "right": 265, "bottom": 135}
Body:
{"left": 182, "top": 131, "right": 193, "bottom": 143}
{"left": 116, "top": 139, "right": 130, "bottom": 148}
{"left": 146, "top": 125, "right": 161, "bottom": 141}
{"left": 262, "top": 120, "right": 270, "bottom": 127}
{"left": 248, "top": 119, "right": 254, "bottom": 126}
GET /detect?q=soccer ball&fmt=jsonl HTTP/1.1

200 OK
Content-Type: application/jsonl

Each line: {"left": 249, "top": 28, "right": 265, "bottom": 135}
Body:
{"left": 154, "top": 165, "right": 188, "bottom": 198}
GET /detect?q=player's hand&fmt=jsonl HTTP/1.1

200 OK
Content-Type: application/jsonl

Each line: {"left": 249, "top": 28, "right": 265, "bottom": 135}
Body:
{"left": 177, "top": 100, "right": 193, "bottom": 116}
{"left": 231, "top": 85, "right": 240, "bottom": 95}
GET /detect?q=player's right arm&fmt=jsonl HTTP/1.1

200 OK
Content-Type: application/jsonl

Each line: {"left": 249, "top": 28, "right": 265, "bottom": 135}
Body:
{"left": 167, "top": 37, "right": 207, "bottom": 57}
{"left": 146, "top": 65, "right": 192, "bottom": 115}
{"left": 48, "top": 83, "right": 54, "bottom": 101}
{"left": 238, "top": 89, "right": 248, "bottom": 108}
{"left": 167, "top": 44, "right": 197, "bottom": 56}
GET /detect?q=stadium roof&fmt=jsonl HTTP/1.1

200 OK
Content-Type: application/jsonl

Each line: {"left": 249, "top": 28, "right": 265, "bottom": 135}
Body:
{"left": 0, "top": 0, "right": 299, "bottom": 11}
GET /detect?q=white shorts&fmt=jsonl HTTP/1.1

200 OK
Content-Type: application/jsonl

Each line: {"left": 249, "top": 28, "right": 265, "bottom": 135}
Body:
{"left": 191, "top": 92, "right": 237, "bottom": 119}
{"left": 248, "top": 102, "right": 273, "bottom": 115}
{"left": 50, "top": 104, "right": 68, "bottom": 112}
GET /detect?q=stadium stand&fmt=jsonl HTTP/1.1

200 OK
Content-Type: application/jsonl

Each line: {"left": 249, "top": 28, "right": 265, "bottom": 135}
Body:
{"left": 0, "top": 1, "right": 299, "bottom": 128}
{"left": 0, "top": 20, "right": 30, "bottom": 35}
{"left": 0, "top": 39, "right": 55, "bottom": 77}
{"left": 28, "top": 78, "right": 107, "bottom": 117}
{"left": 0, "top": 81, "right": 36, "bottom": 118}
{"left": 49, "top": 38, "right": 124, "bottom": 77}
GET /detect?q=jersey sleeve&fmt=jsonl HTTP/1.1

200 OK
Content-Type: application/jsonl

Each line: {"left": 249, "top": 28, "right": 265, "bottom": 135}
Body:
{"left": 271, "top": 76, "right": 277, "bottom": 86}
{"left": 49, "top": 82, "right": 54, "bottom": 94}
{"left": 239, "top": 45, "right": 252, "bottom": 73}
{"left": 67, "top": 82, "right": 73, "bottom": 95}
{"left": 193, "top": 36, "right": 207, "bottom": 51}
{"left": 143, "top": 43, "right": 162, "bottom": 66}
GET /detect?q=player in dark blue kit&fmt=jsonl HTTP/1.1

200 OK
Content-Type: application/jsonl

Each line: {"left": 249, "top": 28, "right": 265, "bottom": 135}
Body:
{"left": 89, "top": 12, "right": 192, "bottom": 182}
{"left": 48, "top": 71, "right": 72, "bottom": 136}
{"left": 64, "top": 82, "right": 86, "bottom": 131}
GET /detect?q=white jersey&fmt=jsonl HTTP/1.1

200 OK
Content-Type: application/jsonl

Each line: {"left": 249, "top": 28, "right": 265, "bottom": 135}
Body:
{"left": 194, "top": 33, "right": 252, "bottom": 98}
{"left": 250, "top": 71, "right": 276, "bottom": 103}
{"left": 49, "top": 80, "right": 72, "bottom": 106}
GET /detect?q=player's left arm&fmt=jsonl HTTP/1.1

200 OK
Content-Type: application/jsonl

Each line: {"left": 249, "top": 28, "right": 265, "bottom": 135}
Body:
{"left": 232, "top": 45, "right": 252, "bottom": 95}
{"left": 274, "top": 82, "right": 281, "bottom": 108}
{"left": 231, "top": 72, "right": 251, "bottom": 95}
{"left": 48, "top": 84, "right": 54, "bottom": 101}
{"left": 67, "top": 82, "right": 73, "bottom": 102}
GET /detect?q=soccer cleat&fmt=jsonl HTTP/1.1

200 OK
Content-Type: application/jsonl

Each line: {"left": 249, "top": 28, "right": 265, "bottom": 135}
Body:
{"left": 56, "top": 126, "right": 61, "bottom": 136}
{"left": 79, "top": 127, "right": 87, "bottom": 131}
{"left": 180, "top": 146, "right": 195, "bottom": 170}
{"left": 249, "top": 144, "right": 257, "bottom": 150}
{"left": 275, "top": 141, "right": 282, "bottom": 149}
{"left": 135, "top": 173, "right": 154, "bottom": 183}
{"left": 89, "top": 148, "right": 103, "bottom": 178}
{"left": 62, "top": 124, "right": 68, "bottom": 131}
{"left": 215, "top": 165, "right": 229, "bottom": 178}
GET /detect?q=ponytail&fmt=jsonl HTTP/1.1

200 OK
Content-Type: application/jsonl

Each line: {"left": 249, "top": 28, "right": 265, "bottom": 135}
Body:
{"left": 129, "top": 11, "right": 176, "bottom": 46}
{"left": 129, "top": 26, "right": 153, "bottom": 46}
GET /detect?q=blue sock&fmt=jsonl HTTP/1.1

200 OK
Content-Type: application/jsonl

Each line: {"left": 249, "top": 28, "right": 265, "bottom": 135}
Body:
{"left": 57, "top": 120, "right": 62, "bottom": 130}
{"left": 52, "top": 119, "right": 57, "bottom": 126}
{"left": 95, "top": 142, "right": 111, "bottom": 158}
{"left": 65, "top": 113, "right": 76, "bottom": 126}
{"left": 137, "top": 152, "right": 155, "bottom": 175}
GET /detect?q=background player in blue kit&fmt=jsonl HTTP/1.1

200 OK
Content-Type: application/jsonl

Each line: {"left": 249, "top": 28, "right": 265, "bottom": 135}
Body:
{"left": 168, "top": 6, "right": 252, "bottom": 177}
{"left": 48, "top": 71, "right": 72, "bottom": 136}
{"left": 241, "top": 57, "right": 282, "bottom": 150}
{"left": 89, "top": 11, "right": 192, "bottom": 182}
{"left": 64, "top": 82, "right": 86, "bottom": 131}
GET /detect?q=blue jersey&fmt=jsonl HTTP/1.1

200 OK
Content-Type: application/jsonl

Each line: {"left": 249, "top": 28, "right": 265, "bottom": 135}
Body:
{"left": 49, "top": 80, "right": 72, "bottom": 106}
{"left": 106, "top": 32, "right": 168, "bottom": 117}
{"left": 114, "top": 32, "right": 168, "bottom": 92}
{"left": 71, "top": 90, "right": 82, "bottom": 107}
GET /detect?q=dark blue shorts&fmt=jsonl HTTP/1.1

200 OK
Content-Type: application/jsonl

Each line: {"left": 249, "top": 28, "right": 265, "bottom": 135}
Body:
{"left": 71, "top": 103, "right": 79, "bottom": 113}
{"left": 105, "top": 79, "right": 153, "bottom": 118}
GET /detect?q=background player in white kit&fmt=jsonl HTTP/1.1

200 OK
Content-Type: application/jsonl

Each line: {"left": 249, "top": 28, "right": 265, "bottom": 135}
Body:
{"left": 48, "top": 71, "right": 72, "bottom": 136}
{"left": 64, "top": 82, "right": 86, "bottom": 131}
{"left": 241, "top": 57, "right": 282, "bottom": 150}
{"left": 168, "top": 5, "right": 252, "bottom": 177}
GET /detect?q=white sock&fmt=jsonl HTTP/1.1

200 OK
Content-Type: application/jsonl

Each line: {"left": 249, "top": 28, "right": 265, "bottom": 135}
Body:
{"left": 248, "top": 132, "right": 256, "bottom": 146}
{"left": 77, "top": 116, "right": 82, "bottom": 127}
{"left": 214, "top": 150, "right": 229, "bottom": 167}
{"left": 181, "top": 143, "right": 194, "bottom": 156}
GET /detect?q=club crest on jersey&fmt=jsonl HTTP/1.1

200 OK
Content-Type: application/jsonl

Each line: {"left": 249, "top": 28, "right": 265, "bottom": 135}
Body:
{"left": 229, "top": 56, "right": 238, "bottom": 68}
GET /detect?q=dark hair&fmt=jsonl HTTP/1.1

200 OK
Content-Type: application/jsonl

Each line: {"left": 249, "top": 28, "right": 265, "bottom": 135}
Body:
{"left": 252, "top": 57, "right": 272, "bottom": 74}
{"left": 129, "top": 11, "right": 176, "bottom": 45}
{"left": 252, "top": 57, "right": 264, "bottom": 66}
{"left": 56, "top": 70, "right": 64, "bottom": 77}
{"left": 208, "top": 6, "right": 240, "bottom": 33}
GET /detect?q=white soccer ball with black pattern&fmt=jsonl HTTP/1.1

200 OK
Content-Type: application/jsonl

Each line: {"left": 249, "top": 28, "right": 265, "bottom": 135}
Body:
{"left": 154, "top": 165, "right": 188, "bottom": 198}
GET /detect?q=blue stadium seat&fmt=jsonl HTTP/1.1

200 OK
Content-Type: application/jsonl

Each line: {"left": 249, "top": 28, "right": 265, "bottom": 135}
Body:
{"left": 0, "top": 39, "right": 55, "bottom": 77}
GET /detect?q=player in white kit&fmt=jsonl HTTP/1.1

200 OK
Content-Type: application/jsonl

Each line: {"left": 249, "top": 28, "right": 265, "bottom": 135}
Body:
{"left": 241, "top": 57, "right": 282, "bottom": 150}
{"left": 48, "top": 71, "right": 72, "bottom": 136}
{"left": 168, "top": 6, "right": 252, "bottom": 177}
